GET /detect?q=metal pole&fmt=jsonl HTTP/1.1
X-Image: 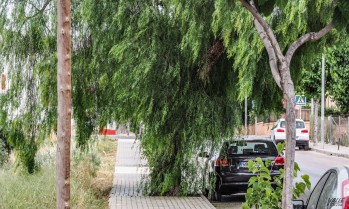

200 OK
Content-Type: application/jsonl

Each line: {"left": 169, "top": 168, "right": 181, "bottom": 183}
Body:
{"left": 311, "top": 98, "right": 314, "bottom": 116}
{"left": 329, "top": 116, "right": 332, "bottom": 144}
{"left": 321, "top": 54, "right": 325, "bottom": 149}
{"left": 255, "top": 116, "right": 257, "bottom": 135}
{"left": 347, "top": 117, "right": 349, "bottom": 146}
{"left": 245, "top": 96, "right": 247, "bottom": 136}
{"left": 339, "top": 116, "right": 342, "bottom": 148}
{"left": 300, "top": 106, "right": 302, "bottom": 120}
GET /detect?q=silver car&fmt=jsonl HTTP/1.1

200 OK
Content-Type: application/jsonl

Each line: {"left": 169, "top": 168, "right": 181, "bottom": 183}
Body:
{"left": 294, "top": 166, "right": 349, "bottom": 209}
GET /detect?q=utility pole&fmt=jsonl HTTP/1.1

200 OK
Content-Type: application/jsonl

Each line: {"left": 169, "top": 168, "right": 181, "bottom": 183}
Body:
{"left": 57, "top": 0, "right": 71, "bottom": 208}
{"left": 245, "top": 96, "right": 247, "bottom": 136}
{"left": 321, "top": 54, "right": 325, "bottom": 149}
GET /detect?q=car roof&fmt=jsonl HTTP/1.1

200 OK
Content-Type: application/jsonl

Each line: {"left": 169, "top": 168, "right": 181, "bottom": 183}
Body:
{"left": 279, "top": 118, "right": 304, "bottom": 122}
{"left": 233, "top": 135, "right": 273, "bottom": 142}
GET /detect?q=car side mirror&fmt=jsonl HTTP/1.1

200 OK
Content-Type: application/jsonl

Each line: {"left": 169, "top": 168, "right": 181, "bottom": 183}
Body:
{"left": 198, "top": 151, "right": 209, "bottom": 158}
{"left": 292, "top": 200, "right": 305, "bottom": 209}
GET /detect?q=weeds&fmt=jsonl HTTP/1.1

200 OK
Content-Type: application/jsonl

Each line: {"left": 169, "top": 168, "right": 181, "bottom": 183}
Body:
{"left": 0, "top": 136, "right": 117, "bottom": 209}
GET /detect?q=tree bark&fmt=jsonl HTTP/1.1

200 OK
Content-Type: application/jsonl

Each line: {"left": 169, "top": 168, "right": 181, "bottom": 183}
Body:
{"left": 280, "top": 65, "right": 296, "bottom": 209}
{"left": 285, "top": 23, "right": 334, "bottom": 65}
{"left": 314, "top": 99, "right": 319, "bottom": 144}
{"left": 56, "top": 0, "right": 71, "bottom": 209}
{"left": 252, "top": 17, "right": 281, "bottom": 89}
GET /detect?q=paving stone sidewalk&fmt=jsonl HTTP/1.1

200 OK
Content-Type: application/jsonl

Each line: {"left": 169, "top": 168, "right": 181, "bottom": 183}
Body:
{"left": 310, "top": 141, "right": 349, "bottom": 158}
{"left": 109, "top": 137, "right": 215, "bottom": 209}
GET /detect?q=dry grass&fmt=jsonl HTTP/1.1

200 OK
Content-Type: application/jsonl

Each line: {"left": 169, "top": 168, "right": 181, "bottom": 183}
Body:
{"left": 93, "top": 137, "right": 117, "bottom": 199}
{"left": 0, "top": 136, "right": 118, "bottom": 209}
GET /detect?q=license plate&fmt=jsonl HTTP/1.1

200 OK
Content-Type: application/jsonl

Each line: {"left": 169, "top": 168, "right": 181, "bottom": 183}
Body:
{"left": 239, "top": 162, "right": 248, "bottom": 168}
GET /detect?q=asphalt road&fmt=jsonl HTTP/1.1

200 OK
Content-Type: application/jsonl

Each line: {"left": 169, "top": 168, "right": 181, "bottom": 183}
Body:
{"left": 212, "top": 149, "right": 349, "bottom": 209}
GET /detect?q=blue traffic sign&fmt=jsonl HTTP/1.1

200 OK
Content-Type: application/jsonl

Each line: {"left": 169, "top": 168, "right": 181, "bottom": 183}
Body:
{"left": 295, "top": 95, "right": 306, "bottom": 106}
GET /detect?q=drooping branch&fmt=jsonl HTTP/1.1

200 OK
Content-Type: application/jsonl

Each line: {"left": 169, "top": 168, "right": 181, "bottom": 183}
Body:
{"left": 198, "top": 39, "right": 225, "bottom": 83}
{"left": 239, "top": 0, "right": 285, "bottom": 63}
{"left": 22, "top": 0, "right": 52, "bottom": 27}
{"left": 253, "top": 18, "right": 282, "bottom": 89}
{"left": 285, "top": 22, "right": 335, "bottom": 65}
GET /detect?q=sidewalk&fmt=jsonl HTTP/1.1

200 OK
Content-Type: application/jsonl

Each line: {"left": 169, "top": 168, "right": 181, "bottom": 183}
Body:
{"left": 109, "top": 136, "right": 215, "bottom": 209}
{"left": 310, "top": 141, "right": 349, "bottom": 158}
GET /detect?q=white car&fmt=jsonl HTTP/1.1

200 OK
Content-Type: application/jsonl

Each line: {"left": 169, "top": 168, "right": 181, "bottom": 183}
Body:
{"left": 270, "top": 118, "right": 309, "bottom": 150}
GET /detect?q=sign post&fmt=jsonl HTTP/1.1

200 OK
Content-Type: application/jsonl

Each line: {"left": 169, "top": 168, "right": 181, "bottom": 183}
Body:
{"left": 295, "top": 95, "right": 306, "bottom": 119}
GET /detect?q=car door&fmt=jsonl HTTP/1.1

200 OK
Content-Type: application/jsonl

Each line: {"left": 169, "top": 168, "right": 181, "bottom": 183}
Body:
{"left": 307, "top": 171, "right": 338, "bottom": 209}
{"left": 306, "top": 171, "right": 331, "bottom": 209}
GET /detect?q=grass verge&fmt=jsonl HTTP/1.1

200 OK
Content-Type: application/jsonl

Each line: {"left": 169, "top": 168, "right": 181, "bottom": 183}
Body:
{"left": 0, "top": 137, "right": 117, "bottom": 209}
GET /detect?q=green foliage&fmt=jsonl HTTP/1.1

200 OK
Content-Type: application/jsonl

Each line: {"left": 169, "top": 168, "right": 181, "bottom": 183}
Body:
{"left": 8, "top": 128, "right": 38, "bottom": 173}
{"left": 242, "top": 157, "right": 283, "bottom": 209}
{"left": 326, "top": 40, "right": 349, "bottom": 114}
{"left": 297, "top": 52, "right": 333, "bottom": 101}
{"left": 325, "top": 107, "right": 343, "bottom": 116}
{"left": 0, "top": 0, "right": 347, "bottom": 197}
{"left": 242, "top": 143, "right": 311, "bottom": 209}
{"left": 299, "top": 38, "right": 349, "bottom": 114}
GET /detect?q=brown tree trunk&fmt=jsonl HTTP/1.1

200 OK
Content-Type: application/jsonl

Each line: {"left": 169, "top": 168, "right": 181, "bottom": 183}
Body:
{"left": 313, "top": 99, "right": 319, "bottom": 144}
{"left": 280, "top": 65, "right": 296, "bottom": 209}
{"left": 56, "top": 0, "right": 71, "bottom": 208}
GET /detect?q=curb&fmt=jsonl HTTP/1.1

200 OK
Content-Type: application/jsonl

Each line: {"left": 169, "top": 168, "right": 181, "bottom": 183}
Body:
{"left": 310, "top": 147, "right": 349, "bottom": 159}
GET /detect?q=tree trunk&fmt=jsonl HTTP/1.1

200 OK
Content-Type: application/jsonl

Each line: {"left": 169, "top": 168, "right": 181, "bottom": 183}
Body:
{"left": 280, "top": 65, "right": 296, "bottom": 209}
{"left": 56, "top": 0, "right": 72, "bottom": 208}
{"left": 313, "top": 99, "right": 319, "bottom": 144}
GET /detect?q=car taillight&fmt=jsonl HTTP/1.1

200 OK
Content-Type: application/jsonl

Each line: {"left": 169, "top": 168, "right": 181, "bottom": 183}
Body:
{"left": 301, "top": 129, "right": 308, "bottom": 133}
{"left": 215, "top": 159, "right": 228, "bottom": 167}
{"left": 274, "top": 156, "right": 284, "bottom": 165}
{"left": 342, "top": 179, "right": 349, "bottom": 209}
{"left": 276, "top": 128, "right": 285, "bottom": 133}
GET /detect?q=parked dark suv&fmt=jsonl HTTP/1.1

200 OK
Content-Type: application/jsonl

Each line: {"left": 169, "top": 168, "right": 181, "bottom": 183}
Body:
{"left": 199, "top": 136, "right": 284, "bottom": 201}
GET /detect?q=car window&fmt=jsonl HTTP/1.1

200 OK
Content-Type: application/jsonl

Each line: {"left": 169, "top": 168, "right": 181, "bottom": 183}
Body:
{"left": 296, "top": 121, "right": 305, "bottom": 129}
{"left": 317, "top": 172, "right": 338, "bottom": 209}
{"left": 307, "top": 172, "right": 331, "bottom": 209}
{"left": 278, "top": 121, "right": 305, "bottom": 129}
{"left": 280, "top": 121, "right": 286, "bottom": 128}
{"left": 223, "top": 141, "right": 278, "bottom": 156}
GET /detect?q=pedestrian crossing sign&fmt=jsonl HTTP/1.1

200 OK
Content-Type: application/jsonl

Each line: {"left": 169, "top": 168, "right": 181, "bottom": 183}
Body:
{"left": 295, "top": 95, "right": 306, "bottom": 106}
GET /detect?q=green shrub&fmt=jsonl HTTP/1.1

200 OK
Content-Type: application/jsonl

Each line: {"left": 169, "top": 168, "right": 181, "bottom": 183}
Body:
{"left": 325, "top": 107, "right": 343, "bottom": 117}
{"left": 242, "top": 143, "right": 311, "bottom": 209}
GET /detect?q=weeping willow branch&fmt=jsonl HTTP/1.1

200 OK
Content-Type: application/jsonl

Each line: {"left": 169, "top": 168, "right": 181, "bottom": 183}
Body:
{"left": 198, "top": 39, "right": 225, "bottom": 83}
{"left": 21, "top": 0, "right": 52, "bottom": 28}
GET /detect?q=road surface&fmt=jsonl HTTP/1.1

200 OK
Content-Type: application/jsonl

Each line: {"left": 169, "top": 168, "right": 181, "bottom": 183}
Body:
{"left": 213, "top": 149, "right": 349, "bottom": 209}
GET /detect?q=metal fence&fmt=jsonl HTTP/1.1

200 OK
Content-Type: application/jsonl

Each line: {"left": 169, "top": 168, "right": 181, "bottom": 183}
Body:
{"left": 311, "top": 116, "right": 349, "bottom": 147}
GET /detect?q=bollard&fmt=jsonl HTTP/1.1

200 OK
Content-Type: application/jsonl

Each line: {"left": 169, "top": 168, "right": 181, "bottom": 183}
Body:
{"left": 338, "top": 138, "right": 341, "bottom": 151}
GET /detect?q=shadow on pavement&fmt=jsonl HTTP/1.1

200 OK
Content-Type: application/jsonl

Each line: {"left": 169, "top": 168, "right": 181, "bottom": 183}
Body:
{"left": 210, "top": 194, "right": 245, "bottom": 209}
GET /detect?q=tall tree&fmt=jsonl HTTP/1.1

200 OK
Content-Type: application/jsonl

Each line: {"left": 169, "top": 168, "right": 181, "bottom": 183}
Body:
{"left": 109, "top": 0, "right": 285, "bottom": 195}
{"left": 56, "top": 0, "right": 71, "bottom": 208}
{"left": 234, "top": 0, "right": 347, "bottom": 207}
